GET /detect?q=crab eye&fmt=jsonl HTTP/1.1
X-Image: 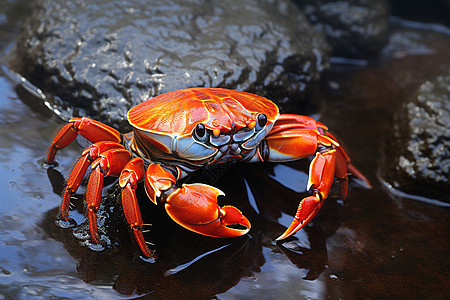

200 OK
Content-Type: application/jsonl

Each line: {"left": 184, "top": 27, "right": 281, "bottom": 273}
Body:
{"left": 194, "top": 123, "right": 207, "bottom": 141}
{"left": 256, "top": 113, "right": 267, "bottom": 130}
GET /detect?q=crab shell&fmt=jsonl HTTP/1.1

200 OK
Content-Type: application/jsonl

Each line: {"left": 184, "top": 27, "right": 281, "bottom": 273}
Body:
{"left": 127, "top": 88, "right": 280, "bottom": 161}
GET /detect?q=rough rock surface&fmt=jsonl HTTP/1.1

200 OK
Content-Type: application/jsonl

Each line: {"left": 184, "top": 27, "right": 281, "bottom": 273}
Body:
{"left": 12, "top": 0, "right": 329, "bottom": 129}
{"left": 295, "top": 0, "right": 390, "bottom": 58}
{"left": 382, "top": 72, "right": 450, "bottom": 203}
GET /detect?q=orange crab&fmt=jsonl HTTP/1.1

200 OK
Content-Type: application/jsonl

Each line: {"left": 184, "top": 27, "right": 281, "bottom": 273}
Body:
{"left": 47, "top": 88, "right": 369, "bottom": 258}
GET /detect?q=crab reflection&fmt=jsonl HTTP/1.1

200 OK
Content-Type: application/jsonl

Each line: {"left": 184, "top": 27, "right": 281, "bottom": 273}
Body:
{"left": 45, "top": 160, "right": 340, "bottom": 296}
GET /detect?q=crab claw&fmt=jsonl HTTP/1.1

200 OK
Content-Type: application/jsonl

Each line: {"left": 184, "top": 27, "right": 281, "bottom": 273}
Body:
{"left": 276, "top": 194, "right": 323, "bottom": 241}
{"left": 165, "top": 183, "right": 251, "bottom": 238}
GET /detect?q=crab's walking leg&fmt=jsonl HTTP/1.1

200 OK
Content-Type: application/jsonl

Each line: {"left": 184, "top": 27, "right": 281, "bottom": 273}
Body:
{"left": 59, "top": 141, "right": 125, "bottom": 221}
{"left": 259, "top": 114, "right": 369, "bottom": 240}
{"left": 47, "top": 117, "right": 121, "bottom": 165}
{"left": 85, "top": 148, "right": 131, "bottom": 244}
{"left": 119, "top": 158, "right": 156, "bottom": 258}
{"left": 144, "top": 163, "right": 251, "bottom": 239}
{"left": 276, "top": 149, "right": 336, "bottom": 240}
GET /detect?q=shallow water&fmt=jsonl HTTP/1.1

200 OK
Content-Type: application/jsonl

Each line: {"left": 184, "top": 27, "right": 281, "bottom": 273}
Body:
{"left": 0, "top": 3, "right": 449, "bottom": 300}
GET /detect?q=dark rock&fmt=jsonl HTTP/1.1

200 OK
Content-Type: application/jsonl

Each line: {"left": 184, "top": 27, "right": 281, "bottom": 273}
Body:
{"left": 390, "top": 0, "right": 450, "bottom": 27}
{"left": 10, "top": 0, "right": 330, "bottom": 130}
{"left": 382, "top": 71, "right": 450, "bottom": 203}
{"left": 294, "top": 0, "right": 390, "bottom": 58}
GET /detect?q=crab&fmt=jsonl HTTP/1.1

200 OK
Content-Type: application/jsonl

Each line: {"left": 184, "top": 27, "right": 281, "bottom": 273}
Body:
{"left": 46, "top": 88, "right": 369, "bottom": 258}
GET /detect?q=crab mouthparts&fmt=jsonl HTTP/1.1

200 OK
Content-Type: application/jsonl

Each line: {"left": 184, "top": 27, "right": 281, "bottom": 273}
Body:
{"left": 219, "top": 143, "right": 241, "bottom": 156}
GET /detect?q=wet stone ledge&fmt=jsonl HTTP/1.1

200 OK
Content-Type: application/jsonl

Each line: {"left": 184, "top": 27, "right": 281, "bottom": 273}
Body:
{"left": 11, "top": 0, "right": 330, "bottom": 129}
{"left": 382, "top": 71, "right": 450, "bottom": 203}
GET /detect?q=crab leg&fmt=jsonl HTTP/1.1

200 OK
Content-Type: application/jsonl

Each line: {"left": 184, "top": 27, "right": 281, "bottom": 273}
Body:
{"left": 85, "top": 148, "right": 131, "bottom": 244}
{"left": 118, "top": 158, "right": 156, "bottom": 258}
{"left": 275, "top": 117, "right": 370, "bottom": 188}
{"left": 260, "top": 114, "right": 370, "bottom": 240}
{"left": 144, "top": 163, "right": 251, "bottom": 239}
{"left": 47, "top": 117, "right": 121, "bottom": 164}
{"left": 59, "top": 141, "right": 125, "bottom": 221}
{"left": 276, "top": 149, "right": 336, "bottom": 240}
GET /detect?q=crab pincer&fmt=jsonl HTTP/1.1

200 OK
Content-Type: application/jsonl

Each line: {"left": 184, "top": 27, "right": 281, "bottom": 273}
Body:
{"left": 164, "top": 183, "right": 251, "bottom": 238}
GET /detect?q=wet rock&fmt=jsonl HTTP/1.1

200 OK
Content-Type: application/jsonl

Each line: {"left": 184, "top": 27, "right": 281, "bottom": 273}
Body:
{"left": 382, "top": 71, "right": 450, "bottom": 203}
{"left": 10, "top": 0, "right": 329, "bottom": 129}
{"left": 294, "top": 0, "right": 390, "bottom": 58}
